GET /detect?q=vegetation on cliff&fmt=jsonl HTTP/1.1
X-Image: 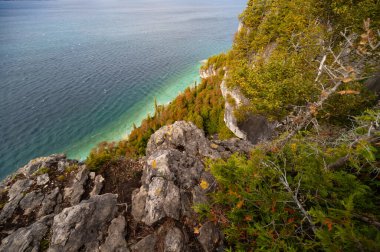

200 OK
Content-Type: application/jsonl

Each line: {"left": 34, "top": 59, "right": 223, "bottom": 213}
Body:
{"left": 86, "top": 0, "right": 380, "bottom": 250}
{"left": 86, "top": 73, "right": 233, "bottom": 170}
{"left": 196, "top": 0, "right": 380, "bottom": 250}
{"left": 228, "top": 0, "right": 379, "bottom": 121}
{"left": 204, "top": 108, "right": 380, "bottom": 251}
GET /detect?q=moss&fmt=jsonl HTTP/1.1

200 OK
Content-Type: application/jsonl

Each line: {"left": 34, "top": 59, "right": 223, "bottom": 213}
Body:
{"left": 226, "top": 94, "right": 236, "bottom": 107}
{"left": 65, "top": 164, "right": 79, "bottom": 174}
{"left": 56, "top": 175, "right": 66, "bottom": 182}
{"left": 39, "top": 238, "right": 50, "bottom": 251}
{"left": 0, "top": 202, "right": 6, "bottom": 210}
{"left": 34, "top": 167, "right": 50, "bottom": 176}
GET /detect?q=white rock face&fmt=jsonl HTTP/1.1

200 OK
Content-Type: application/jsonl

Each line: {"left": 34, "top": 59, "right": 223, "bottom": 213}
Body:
{"left": 221, "top": 78, "right": 276, "bottom": 144}
{"left": 200, "top": 65, "right": 217, "bottom": 79}
{"left": 221, "top": 79, "right": 249, "bottom": 140}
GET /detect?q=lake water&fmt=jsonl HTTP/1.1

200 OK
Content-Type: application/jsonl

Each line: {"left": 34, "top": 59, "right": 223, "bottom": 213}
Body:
{"left": 0, "top": 0, "right": 246, "bottom": 179}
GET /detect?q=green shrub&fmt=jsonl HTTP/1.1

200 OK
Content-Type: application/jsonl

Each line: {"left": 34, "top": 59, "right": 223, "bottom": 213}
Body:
{"left": 86, "top": 142, "right": 114, "bottom": 171}
{"left": 204, "top": 109, "right": 380, "bottom": 250}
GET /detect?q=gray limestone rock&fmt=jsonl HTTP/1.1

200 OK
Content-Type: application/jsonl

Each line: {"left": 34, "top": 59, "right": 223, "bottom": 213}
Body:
{"left": 0, "top": 194, "right": 24, "bottom": 223}
{"left": 0, "top": 179, "right": 34, "bottom": 223}
{"left": 131, "top": 121, "right": 224, "bottom": 250}
{"left": 19, "top": 190, "right": 44, "bottom": 215}
{"left": 90, "top": 175, "right": 105, "bottom": 196}
{"left": 197, "top": 222, "right": 223, "bottom": 252}
{"left": 8, "top": 179, "right": 34, "bottom": 201}
{"left": 143, "top": 149, "right": 203, "bottom": 190}
{"left": 164, "top": 227, "right": 184, "bottom": 252}
{"left": 199, "top": 63, "right": 217, "bottom": 79}
{"left": 146, "top": 121, "right": 220, "bottom": 159}
{"left": 0, "top": 214, "right": 53, "bottom": 252}
{"left": 37, "top": 173, "right": 50, "bottom": 186}
{"left": 48, "top": 193, "right": 118, "bottom": 252}
{"left": 143, "top": 177, "right": 180, "bottom": 226}
{"left": 221, "top": 79, "right": 275, "bottom": 144}
{"left": 63, "top": 165, "right": 89, "bottom": 205}
{"left": 99, "top": 215, "right": 129, "bottom": 252}
{"left": 89, "top": 172, "right": 96, "bottom": 180}
{"left": 57, "top": 160, "right": 69, "bottom": 172}
{"left": 20, "top": 154, "right": 66, "bottom": 177}
{"left": 130, "top": 234, "right": 157, "bottom": 252}
{"left": 38, "top": 187, "right": 60, "bottom": 218}
{"left": 131, "top": 187, "right": 147, "bottom": 222}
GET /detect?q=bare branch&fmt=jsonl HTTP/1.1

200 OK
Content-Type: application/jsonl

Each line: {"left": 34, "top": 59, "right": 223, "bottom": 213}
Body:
{"left": 315, "top": 55, "right": 327, "bottom": 82}
{"left": 263, "top": 161, "right": 316, "bottom": 233}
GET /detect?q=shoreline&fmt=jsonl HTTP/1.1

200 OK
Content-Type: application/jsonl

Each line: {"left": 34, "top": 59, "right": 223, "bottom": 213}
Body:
{"left": 62, "top": 62, "right": 202, "bottom": 161}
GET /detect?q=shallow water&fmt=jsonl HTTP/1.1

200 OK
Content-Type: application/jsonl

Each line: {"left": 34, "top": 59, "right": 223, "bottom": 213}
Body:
{"left": 0, "top": 0, "right": 246, "bottom": 179}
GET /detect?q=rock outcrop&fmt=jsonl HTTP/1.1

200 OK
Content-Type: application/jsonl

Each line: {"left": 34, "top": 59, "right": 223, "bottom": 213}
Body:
{"left": 221, "top": 79, "right": 276, "bottom": 144}
{"left": 131, "top": 121, "right": 223, "bottom": 251}
{"left": 0, "top": 154, "right": 122, "bottom": 252}
{"left": 0, "top": 121, "right": 252, "bottom": 251}
{"left": 199, "top": 67, "right": 217, "bottom": 79}
{"left": 199, "top": 54, "right": 276, "bottom": 145}
{"left": 199, "top": 63, "right": 217, "bottom": 79}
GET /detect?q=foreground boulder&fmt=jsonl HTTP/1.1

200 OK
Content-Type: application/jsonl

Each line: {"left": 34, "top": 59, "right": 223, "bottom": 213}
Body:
{"left": 49, "top": 194, "right": 120, "bottom": 252}
{"left": 132, "top": 121, "right": 224, "bottom": 251}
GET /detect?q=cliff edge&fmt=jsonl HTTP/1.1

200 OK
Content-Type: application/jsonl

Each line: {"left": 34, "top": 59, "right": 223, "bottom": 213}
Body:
{"left": 0, "top": 121, "right": 252, "bottom": 252}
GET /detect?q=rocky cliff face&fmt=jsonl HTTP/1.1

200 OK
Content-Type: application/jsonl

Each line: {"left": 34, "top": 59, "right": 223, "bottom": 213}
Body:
{"left": 199, "top": 65, "right": 217, "bottom": 79}
{"left": 200, "top": 57, "right": 276, "bottom": 145}
{"left": 0, "top": 121, "right": 252, "bottom": 252}
{"left": 220, "top": 79, "right": 276, "bottom": 144}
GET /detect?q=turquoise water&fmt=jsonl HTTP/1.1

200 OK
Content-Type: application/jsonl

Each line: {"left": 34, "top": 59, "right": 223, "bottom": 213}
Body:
{"left": 0, "top": 0, "right": 246, "bottom": 179}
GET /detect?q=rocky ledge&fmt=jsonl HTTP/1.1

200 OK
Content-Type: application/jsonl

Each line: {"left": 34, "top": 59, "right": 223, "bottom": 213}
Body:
{"left": 0, "top": 121, "right": 252, "bottom": 252}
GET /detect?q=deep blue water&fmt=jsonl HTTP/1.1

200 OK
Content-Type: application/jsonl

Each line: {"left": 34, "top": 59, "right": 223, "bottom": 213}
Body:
{"left": 0, "top": 0, "right": 246, "bottom": 179}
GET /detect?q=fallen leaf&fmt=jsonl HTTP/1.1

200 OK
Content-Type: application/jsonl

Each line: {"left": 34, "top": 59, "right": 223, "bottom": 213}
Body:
{"left": 236, "top": 200, "right": 244, "bottom": 209}
{"left": 287, "top": 218, "right": 295, "bottom": 224}
{"left": 323, "top": 219, "right": 333, "bottom": 231}
{"left": 194, "top": 227, "right": 200, "bottom": 234}
{"left": 200, "top": 179, "right": 209, "bottom": 190}
{"left": 151, "top": 159, "right": 157, "bottom": 169}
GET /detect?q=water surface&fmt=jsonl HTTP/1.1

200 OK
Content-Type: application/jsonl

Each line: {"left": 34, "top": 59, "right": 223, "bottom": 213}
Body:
{"left": 0, "top": 0, "right": 246, "bottom": 178}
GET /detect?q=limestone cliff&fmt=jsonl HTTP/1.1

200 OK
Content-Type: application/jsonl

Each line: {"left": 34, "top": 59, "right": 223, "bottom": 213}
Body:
{"left": 0, "top": 121, "right": 252, "bottom": 252}
{"left": 200, "top": 64, "right": 276, "bottom": 144}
